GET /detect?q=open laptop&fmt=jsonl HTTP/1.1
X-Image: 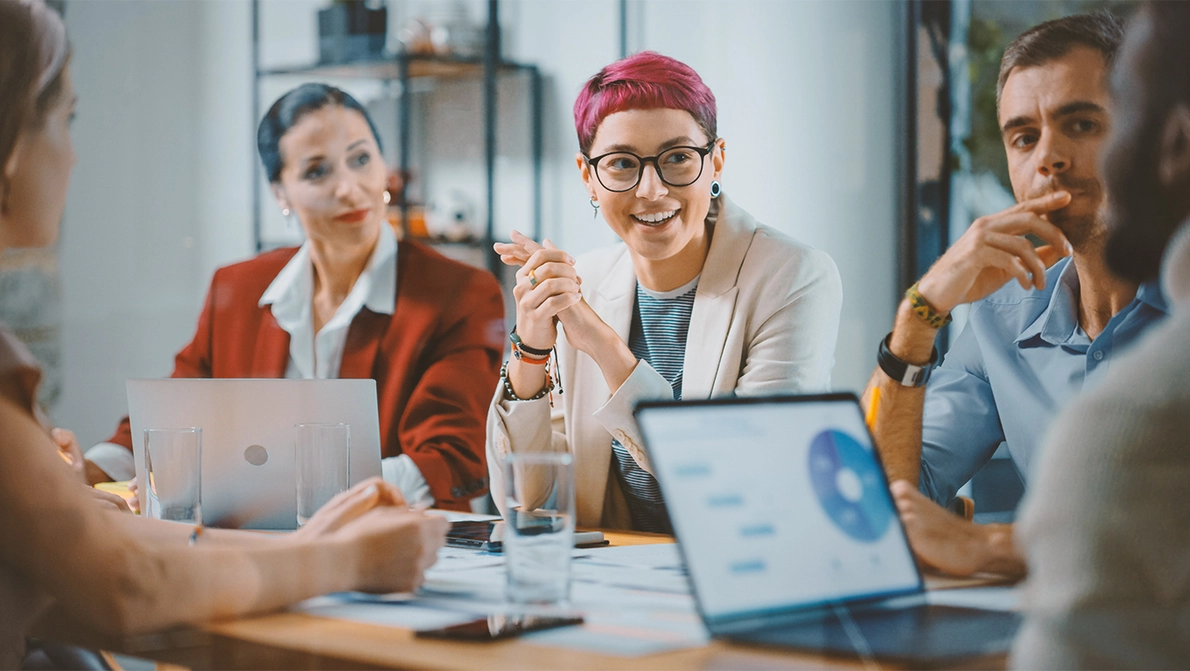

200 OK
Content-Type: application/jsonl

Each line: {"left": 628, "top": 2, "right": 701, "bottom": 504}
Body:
{"left": 128, "top": 378, "right": 383, "bottom": 530}
{"left": 635, "top": 393, "right": 1020, "bottom": 664}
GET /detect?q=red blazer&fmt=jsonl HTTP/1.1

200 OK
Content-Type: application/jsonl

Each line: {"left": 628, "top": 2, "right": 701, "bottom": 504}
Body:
{"left": 108, "top": 239, "right": 505, "bottom": 510}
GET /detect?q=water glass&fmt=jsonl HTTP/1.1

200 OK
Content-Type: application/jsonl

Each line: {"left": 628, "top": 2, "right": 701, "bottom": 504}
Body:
{"left": 143, "top": 428, "right": 202, "bottom": 524}
{"left": 502, "top": 452, "right": 575, "bottom": 605}
{"left": 295, "top": 422, "right": 350, "bottom": 526}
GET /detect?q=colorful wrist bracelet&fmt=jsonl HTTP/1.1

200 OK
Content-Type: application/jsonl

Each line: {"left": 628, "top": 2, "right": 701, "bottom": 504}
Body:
{"left": 509, "top": 328, "right": 553, "bottom": 358}
{"left": 905, "top": 283, "right": 953, "bottom": 329}
{"left": 500, "top": 361, "right": 553, "bottom": 401}
{"left": 512, "top": 348, "right": 550, "bottom": 365}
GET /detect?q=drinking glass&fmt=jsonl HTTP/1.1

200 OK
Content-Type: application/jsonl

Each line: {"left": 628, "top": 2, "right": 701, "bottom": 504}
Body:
{"left": 295, "top": 422, "right": 350, "bottom": 526}
{"left": 502, "top": 452, "right": 575, "bottom": 605}
{"left": 143, "top": 428, "right": 202, "bottom": 524}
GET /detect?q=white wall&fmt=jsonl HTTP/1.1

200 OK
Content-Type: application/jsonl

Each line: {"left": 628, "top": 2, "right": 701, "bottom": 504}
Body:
{"left": 53, "top": 0, "right": 898, "bottom": 445}
{"left": 58, "top": 1, "right": 256, "bottom": 445}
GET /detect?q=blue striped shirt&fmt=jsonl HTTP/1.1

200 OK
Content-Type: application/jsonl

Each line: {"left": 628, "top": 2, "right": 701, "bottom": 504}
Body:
{"left": 611, "top": 276, "right": 698, "bottom": 533}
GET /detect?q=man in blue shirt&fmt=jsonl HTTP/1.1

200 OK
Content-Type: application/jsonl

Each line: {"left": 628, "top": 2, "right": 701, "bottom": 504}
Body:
{"left": 865, "top": 12, "right": 1168, "bottom": 578}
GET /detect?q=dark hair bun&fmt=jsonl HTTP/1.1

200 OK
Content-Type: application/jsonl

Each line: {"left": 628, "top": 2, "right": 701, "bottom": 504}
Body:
{"left": 257, "top": 83, "right": 383, "bottom": 183}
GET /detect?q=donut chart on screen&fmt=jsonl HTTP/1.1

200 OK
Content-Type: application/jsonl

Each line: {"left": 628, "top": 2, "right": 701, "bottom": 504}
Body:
{"left": 808, "top": 429, "right": 892, "bottom": 543}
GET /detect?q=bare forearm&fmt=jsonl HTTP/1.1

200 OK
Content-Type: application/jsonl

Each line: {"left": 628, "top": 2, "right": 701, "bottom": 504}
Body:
{"left": 868, "top": 300, "right": 940, "bottom": 484}
{"left": 507, "top": 357, "right": 549, "bottom": 399}
{"left": 86, "top": 516, "right": 356, "bottom": 635}
{"left": 117, "top": 516, "right": 289, "bottom": 546}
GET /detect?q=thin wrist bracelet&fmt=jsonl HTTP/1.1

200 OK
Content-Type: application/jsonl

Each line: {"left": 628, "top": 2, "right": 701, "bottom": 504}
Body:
{"left": 512, "top": 349, "right": 550, "bottom": 365}
{"left": 905, "top": 283, "right": 953, "bottom": 329}
{"left": 509, "top": 327, "right": 553, "bottom": 357}
{"left": 500, "top": 361, "right": 553, "bottom": 401}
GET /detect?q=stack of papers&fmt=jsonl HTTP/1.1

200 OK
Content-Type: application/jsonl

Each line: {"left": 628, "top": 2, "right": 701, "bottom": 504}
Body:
{"left": 294, "top": 540, "right": 710, "bottom": 655}
{"left": 293, "top": 535, "right": 1020, "bottom": 657}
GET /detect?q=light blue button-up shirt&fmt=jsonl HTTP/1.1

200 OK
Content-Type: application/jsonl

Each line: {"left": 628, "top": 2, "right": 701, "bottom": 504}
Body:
{"left": 918, "top": 257, "right": 1169, "bottom": 504}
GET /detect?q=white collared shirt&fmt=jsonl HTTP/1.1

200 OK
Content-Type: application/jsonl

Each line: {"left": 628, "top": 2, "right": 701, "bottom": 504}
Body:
{"left": 88, "top": 224, "right": 433, "bottom": 506}
{"left": 258, "top": 224, "right": 431, "bottom": 505}
{"left": 259, "top": 223, "right": 398, "bottom": 379}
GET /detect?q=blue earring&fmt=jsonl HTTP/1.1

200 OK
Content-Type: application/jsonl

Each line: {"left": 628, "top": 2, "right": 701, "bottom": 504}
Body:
{"left": 710, "top": 180, "right": 721, "bottom": 198}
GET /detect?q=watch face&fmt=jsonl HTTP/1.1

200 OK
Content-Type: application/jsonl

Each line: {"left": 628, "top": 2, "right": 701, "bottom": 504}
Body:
{"left": 907, "top": 367, "right": 925, "bottom": 387}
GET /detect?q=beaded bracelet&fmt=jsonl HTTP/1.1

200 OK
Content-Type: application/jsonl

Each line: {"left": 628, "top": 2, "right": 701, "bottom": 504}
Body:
{"left": 500, "top": 361, "right": 553, "bottom": 401}
{"left": 905, "top": 283, "right": 953, "bottom": 329}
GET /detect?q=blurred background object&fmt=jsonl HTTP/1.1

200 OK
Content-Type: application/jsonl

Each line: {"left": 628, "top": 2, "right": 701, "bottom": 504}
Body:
{"left": 317, "top": 0, "right": 387, "bottom": 64}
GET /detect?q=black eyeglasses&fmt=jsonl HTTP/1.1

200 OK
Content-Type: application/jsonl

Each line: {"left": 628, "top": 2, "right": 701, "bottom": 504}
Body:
{"left": 584, "top": 141, "right": 716, "bottom": 193}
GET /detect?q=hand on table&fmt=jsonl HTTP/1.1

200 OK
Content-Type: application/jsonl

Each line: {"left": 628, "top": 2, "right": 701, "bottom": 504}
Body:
{"left": 294, "top": 476, "right": 408, "bottom": 540}
{"left": 87, "top": 487, "right": 132, "bottom": 513}
{"left": 52, "top": 427, "right": 117, "bottom": 486}
{"left": 889, "top": 480, "right": 1023, "bottom": 579}
{"left": 338, "top": 506, "right": 449, "bottom": 594}
{"left": 915, "top": 191, "right": 1074, "bottom": 315}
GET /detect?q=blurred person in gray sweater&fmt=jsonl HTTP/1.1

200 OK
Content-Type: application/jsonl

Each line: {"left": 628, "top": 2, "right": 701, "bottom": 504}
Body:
{"left": 1013, "top": 2, "right": 1190, "bottom": 667}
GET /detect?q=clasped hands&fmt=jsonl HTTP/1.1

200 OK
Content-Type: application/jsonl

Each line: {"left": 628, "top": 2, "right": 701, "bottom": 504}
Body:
{"left": 495, "top": 230, "right": 602, "bottom": 353}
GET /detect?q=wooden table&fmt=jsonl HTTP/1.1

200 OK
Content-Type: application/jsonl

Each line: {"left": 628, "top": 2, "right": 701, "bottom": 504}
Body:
{"left": 32, "top": 530, "right": 1007, "bottom": 670}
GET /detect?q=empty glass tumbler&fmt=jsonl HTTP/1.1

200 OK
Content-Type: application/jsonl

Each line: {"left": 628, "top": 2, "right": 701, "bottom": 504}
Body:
{"left": 143, "top": 427, "right": 202, "bottom": 524}
{"left": 295, "top": 422, "right": 350, "bottom": 526}
{"left": 502, "top": 452, "right": 575, "bottom": 605}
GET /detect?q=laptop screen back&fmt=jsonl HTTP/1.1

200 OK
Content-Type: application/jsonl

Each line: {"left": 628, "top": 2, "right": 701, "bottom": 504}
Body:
{"left": 637, "top": 395, "right": 921, "bottom": 623}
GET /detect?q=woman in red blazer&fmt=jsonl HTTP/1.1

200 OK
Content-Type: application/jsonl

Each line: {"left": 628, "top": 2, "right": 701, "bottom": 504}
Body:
{"left": 86, "top": 84, "right": 504, "bottom": 511}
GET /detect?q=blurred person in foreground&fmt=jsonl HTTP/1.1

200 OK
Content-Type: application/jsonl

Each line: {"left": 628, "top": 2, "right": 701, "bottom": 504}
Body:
{"left": 863, "top": 11, "right": 1168, "bottom": 579}
{"left": 1013, "top": 3, "right": 1190, "bottom": 667}
{"left": 81, "top": 81, "right": 504, "bottom": 510}
{"left": 485, "top": 51, "right": 842, "bottom": 531}
{"left": 0, "top": 3, "right": 446, "bottom": 668}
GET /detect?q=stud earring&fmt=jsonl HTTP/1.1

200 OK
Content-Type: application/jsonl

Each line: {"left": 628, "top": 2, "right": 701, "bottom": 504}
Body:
{"left": 281, "top": 207, "right": 298, "bottom": 233}
{"left": 383, "top": 190, "right": 392, "bottom": 205}
{"left": 710, "top": 180, "right": 722, "bottom": 198}
{"left": 590, "top": 198, "right": 600, "bottom": 219}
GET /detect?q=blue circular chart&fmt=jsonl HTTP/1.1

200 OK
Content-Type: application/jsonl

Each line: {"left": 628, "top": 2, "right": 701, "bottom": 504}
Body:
{"left": 807, "top": 429, "right": 892, "bottom": 543}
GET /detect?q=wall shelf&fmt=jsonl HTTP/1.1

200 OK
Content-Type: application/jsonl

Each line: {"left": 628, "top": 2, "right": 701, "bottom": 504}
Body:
{"left": 250, "top": 0, "right": 543, "bottom": 276}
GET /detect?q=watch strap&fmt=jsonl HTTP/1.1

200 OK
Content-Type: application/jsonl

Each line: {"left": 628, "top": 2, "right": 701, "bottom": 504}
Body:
{"left": 877, "top": 332, "right": 938, "bottom": 388}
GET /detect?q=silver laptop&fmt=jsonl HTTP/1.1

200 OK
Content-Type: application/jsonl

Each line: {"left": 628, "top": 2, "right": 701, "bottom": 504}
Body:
{"left": 128, "top": 378, "right": 383, "bottom": 530}
{"left": 635, "top": 393, "right": 1019, "bottom": 663}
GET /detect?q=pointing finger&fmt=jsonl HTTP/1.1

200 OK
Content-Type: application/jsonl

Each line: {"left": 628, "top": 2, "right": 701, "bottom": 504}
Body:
{"left": 1011, "top": 190, "right": 1072, "bottom": 215}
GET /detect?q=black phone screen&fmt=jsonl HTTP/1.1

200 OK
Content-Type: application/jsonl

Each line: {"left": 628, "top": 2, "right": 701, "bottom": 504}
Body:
{"left": 415, "top": 614, "right": 584, "bottom": 641}
{"left": 445, "top": 521, "right": 500, "bottom": 551}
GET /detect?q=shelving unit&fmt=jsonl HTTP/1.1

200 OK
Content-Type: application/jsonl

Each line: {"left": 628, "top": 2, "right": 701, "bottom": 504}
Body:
{"left": 250, "top": 0, "right": 542, "bottom": 275}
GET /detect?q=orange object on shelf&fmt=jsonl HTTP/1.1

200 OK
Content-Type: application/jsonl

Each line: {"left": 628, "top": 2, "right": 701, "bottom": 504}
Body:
{"left": 387, "top": 205, "right": 428, "bottom": 239}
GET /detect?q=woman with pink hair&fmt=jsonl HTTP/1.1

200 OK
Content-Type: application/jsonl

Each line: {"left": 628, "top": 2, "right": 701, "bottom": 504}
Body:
{"left": 487, "top": 52, "right": 842, "bottom": 531}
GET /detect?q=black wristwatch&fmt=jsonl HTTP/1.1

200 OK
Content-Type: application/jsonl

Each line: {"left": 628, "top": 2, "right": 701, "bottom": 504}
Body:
{"left": 877, "top": 332, "right": 938, "bottom": 388}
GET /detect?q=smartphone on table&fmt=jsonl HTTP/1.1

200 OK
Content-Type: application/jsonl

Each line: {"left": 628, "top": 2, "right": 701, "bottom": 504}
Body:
{"left": 445, "top": 521, "right": 606, "bottom": 552}
{"left": 416, "top": 614, "right": 584, "bottom": 641}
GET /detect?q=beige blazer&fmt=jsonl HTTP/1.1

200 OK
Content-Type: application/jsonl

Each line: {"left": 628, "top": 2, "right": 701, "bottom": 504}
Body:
{"left": 486, "top": 197, "right": 842, "bottom": 528}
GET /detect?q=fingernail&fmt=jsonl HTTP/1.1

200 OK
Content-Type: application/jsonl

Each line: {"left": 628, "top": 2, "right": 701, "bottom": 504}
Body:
{"left": 365, "top": 483, "right": 378, "bottom": 497}
{"left": 567, "top": 255, "right": 576, "bottom": 264}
